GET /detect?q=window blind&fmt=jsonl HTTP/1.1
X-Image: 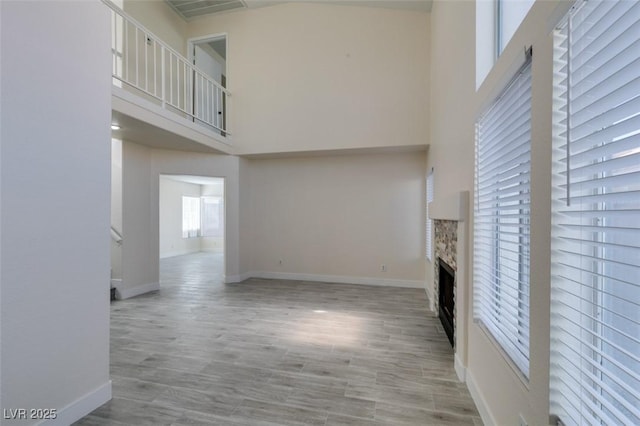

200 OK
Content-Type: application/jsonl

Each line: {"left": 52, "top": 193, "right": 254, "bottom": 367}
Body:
{"left": 426, "top": 170, "right": 434, "bottom": 260}
{"left": 474, "top": 59, "right": 532, "bottom": 378}
{"left": 182, "top": 196, "right": 201, "bottom": 238}
{"left": 550, "top": 1, "right": 640, "bottom": 425}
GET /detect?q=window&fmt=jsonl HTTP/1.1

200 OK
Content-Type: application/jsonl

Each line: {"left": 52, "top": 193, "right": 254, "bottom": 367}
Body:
{"left": 201, "top": 196, "right": 224, "bottom": 238}
{"left": 474, "top": 58, "right": 532, "bottom": 378}
{"left": 182, "top": 196, "right": 201, "bottom": 238}
{"left": 476, "top": 0, "right": 534, "bottom": 90}
{"left": 550, "top": 1, "right": 640, "bottom": 424}
{"left": 496, "top": 0, "right": 535, "bottom": 55}
{"left": 426, "top": 169, "right": 434, "bottom": 260}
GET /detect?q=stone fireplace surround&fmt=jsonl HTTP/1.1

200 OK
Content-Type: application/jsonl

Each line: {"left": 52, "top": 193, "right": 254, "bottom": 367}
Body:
{"left": 434, "top": 219, "right": 458, "bottom": 346}
{"left": 428, "top": 190, "right": 468, "bottom": 380}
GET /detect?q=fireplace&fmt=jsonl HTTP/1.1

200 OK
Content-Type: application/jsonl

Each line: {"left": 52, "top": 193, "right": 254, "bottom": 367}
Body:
{"left": 438, "top": 257, "right": 455, "bottom": 347}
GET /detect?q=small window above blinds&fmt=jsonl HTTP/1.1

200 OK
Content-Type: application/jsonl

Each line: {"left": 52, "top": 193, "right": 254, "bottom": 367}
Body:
{"left": 474, "top": 58, "right": 532, "bottom": 378}
{"left": 550, "top": 1, "right": 640, "bottom": 425}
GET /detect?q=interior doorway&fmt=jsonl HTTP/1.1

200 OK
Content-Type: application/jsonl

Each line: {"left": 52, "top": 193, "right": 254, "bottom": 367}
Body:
{"left": 188, "top": 35, "right": 227, "bottom": 135}
{"left": 158, "top": 174, "right": 226, "bottom": 279}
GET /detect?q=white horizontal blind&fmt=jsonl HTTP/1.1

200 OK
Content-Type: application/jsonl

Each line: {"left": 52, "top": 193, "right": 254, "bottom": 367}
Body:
{"left": 550, "top": 1, "right": 640, "bottom": 425}
{"left": 201, "top": 196, "right": 224, "bottom": 238}
{"left": 426, "top": 170, "right": 434, "bottom": 260}
{"left": 182, "top": 196, "right": 201, "bottom": 238}
{"left": 474, "top": 60, "right": 532, "bottom": 378}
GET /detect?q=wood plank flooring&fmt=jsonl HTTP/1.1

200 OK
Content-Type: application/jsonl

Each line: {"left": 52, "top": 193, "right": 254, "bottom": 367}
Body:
{"left": 75, "top": 252, "right": 481, "bottom": 425}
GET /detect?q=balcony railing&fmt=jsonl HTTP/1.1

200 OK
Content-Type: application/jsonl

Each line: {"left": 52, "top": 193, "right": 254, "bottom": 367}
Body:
{"left": 104, "top": 1, "right": 230, "bottom": 137}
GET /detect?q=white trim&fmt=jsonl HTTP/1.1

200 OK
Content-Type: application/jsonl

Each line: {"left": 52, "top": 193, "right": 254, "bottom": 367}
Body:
{"left": 225, "top": 271, "right": 253, "bottom": 284}
{"left": 466, "top": 369, "right": 497, "bottom": 426}
{"left": 429, "top": 190, "right": 469, "bottom": 222}
{"left": 231, "top": 271, "right": 424, "bottom": 288}
{"left": 187, "top": 33, "right": 228, "bottom": 49}
{"left": 201, "top": 247, "right": 224, "bottom": 254}
{"left": 424, "top": 282, "right": 435, "bottom": 312}
{"left": 38, "top": 381, "right": 112, "bottom": 426}
{"left": 160, "top": 249, "right": 199, "bottom": 259}
{"left": 187, "top": 33, "right": 228, "bottom": 65}
{"left": 455, "top": 352, "right": 466, "bottom": 382}
{"left": 117, "top": 282, "right": 160, "bottom": 299}
{"left": 475, "top": 320, "right": 530, "bottom": 388}
{"left": 160, "top": 248, "right": 224, "bottom": 259}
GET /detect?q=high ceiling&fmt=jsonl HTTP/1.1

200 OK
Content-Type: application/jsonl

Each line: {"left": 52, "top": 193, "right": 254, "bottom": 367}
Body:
{"left": 166, "top": 0, "right": 432, "bottom": 20}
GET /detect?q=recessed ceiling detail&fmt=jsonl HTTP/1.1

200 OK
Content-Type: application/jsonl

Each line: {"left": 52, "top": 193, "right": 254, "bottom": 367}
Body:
{"left": 166, "top": 0, "right": 247, "bottom": 20}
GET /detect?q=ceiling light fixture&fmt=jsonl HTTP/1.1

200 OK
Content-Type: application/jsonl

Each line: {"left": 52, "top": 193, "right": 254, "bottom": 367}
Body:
{"left": 111, "top": 124, "right": 120, "bottom": 130}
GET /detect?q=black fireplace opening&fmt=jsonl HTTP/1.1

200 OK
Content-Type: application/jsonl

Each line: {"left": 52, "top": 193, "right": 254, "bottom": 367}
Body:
{"left": 438, "top": 258, "right": 455, "bottom": 347}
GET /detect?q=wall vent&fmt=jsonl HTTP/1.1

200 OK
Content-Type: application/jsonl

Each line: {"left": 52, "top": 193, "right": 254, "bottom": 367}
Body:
{"left": 166, "top": 0, "right": 247, "bottom": 19}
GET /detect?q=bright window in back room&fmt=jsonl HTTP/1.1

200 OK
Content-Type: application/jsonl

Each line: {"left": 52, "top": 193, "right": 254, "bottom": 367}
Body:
{"left": 201, "top": 196, "right": 224, "bottom": 238}
{"left": 182, "top": 196, "right": 201, "bottom": 238}
{"left": 550, "top": 1, "right": 640, "bottom": 425}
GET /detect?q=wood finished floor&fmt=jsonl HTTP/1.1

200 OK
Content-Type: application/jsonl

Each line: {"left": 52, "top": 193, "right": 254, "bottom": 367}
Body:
{"left": 76, "top": 253, "right": 481, "bottom": 425}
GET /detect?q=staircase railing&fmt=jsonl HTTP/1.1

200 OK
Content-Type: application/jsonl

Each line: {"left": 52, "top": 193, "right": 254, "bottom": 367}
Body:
{"left": 104, "top": 0, "right": 231, "bottom": 137}
{"left": 110, "top": 226, "right": 123, "bottom": 246}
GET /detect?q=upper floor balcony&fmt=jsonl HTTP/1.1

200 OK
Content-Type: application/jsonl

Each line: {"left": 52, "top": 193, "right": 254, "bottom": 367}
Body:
{"left": 105, "top": 0, "right": 233, "bottom": 154}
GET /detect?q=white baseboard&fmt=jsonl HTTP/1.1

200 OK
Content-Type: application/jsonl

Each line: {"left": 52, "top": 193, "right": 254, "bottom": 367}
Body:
{"left": 202, "top": 247, "right": 224, "bottom": 253}
{"left": 39, "top": 380, "right": 111, "bottom": 426}
{"left": 225, "top": 271, "right": 252, "bottom": 284}
{"left": 454, "top": 352, "right": 466, "bottom": 382}
{"left": 466, "top": 369, "right": 496, "bottom": 426}
{"left": 117, "top": 282, "right": 160, "bottom": 299}
{"left": 425, "top": 284, "right": 435, "bottom": 312}
{"left": 230, "top": 271, "right": 424, "bottom": 288}
{"left": 160, "top": 250, "right": 198, "bottom": 259}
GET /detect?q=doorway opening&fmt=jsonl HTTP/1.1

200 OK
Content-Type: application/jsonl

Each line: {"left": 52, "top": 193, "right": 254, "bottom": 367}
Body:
{"left": 159, "top": 174, "right": 226, "bottom": 279}
{"left": 188, "top": 34, "right": 227, "bottom": 136}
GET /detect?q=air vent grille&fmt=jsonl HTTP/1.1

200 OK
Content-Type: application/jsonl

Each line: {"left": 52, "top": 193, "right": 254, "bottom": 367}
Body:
{"left": 166, "top": 0, "right": 247, "bottom": 19}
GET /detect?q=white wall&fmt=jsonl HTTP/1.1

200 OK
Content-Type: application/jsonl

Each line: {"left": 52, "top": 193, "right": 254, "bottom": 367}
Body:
{"left": 159, "top": 177, "right": 202, "bottom": 258}
{"left": 111, "top": 139, "right": 123, "bottom": 279}
{"left": 188, "top": 3, "right": 430, "bottom": 155}
{"left": 153, "top": 151, "right": 238, "bottom": 281}
{"left": 121, "top": 141, "right": 158, "bottom": 298}
{"left": 123, "top": 147, "right": 425, "bottom": 292}
{"left": 238, "top": 157, "right": 253, "bottom": 274}
{"left": 195, "top": 44, "right": 224, "bottom": 84}
{"left": 426, "top": 0, "right": 476, "bottom": 393}
{"left": 244, "top": 151, "right": 426, "bottom": 286}
{"left": 201, "top": 181, "right": 225, "bottom": 253}
{"left": 119, "top": 142, "right": 239, "bottom": 296}
{"left": 428, "top": 1, "right": 572, "bottom": 424}
{"left": 0, "top": 1, "right": 112, "bottom": 424}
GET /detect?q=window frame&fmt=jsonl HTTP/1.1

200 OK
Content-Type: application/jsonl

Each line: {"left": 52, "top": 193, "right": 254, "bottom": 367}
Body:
{"left": 426, "top": 169, "right": 434, "bottom": 261}
{"left": 473, "top": 57, "right": 533, "bottom": 379}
